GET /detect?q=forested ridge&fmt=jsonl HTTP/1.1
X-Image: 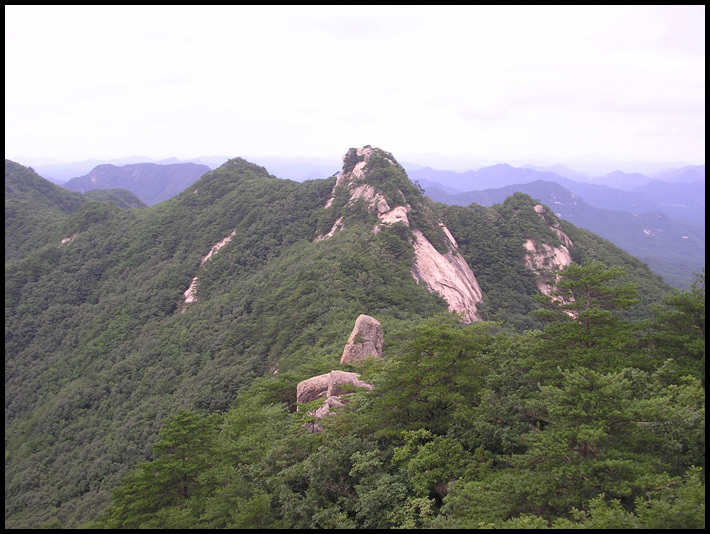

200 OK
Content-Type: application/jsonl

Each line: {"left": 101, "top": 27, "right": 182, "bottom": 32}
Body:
{"left": 4, "top": 153, "right": 704, "bottom": 529}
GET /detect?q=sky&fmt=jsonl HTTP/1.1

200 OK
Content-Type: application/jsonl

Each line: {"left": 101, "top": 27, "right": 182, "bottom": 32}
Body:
{"left": 4, "top": 5, "right": 705, "bottom": 172}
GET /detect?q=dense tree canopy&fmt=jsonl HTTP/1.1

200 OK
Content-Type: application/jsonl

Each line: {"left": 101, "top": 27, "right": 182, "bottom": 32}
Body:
{"left": 88, "top": 268, "right": 704, "bottom": 529}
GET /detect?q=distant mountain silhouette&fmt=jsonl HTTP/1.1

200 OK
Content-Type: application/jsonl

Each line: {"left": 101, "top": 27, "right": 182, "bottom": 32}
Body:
{"left": 62, "top": 162, "right": 211, "bottom": 205}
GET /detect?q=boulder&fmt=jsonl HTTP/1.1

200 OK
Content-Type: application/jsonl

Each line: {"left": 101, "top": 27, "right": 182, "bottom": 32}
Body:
{"left": 296, "top": 371, "right": 372, "bottom": 405}
{"left": 340, "top": 314, "right": 384, "bottom": 364}
{"left": 328, "top": 370, "right": 373, "bottom": 397}
{"left": 296, "top": 370, "right": 373, "bottom": 432}
{"left": 297, "top": 314, "right": 383, "bottom": 432}
{"left": 296, "top": 372, "right": 331, "bottom": 404}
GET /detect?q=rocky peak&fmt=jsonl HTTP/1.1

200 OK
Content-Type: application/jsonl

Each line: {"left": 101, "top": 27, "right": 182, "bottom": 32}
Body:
{"left": 322, "top": 146, "right": 401, "bottom": 215}
{"left": 317, "top": 146, "right": 483, "bottom": 323}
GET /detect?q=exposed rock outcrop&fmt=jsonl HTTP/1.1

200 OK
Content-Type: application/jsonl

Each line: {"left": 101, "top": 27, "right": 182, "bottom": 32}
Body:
{"left": 340, "top": 314, "right": 384, "bottom": 364}
{"left": 524, "top": 204, "right": 575, "bottom": 312}
{"left": 58, "top": 233, "right": 78, "bottom": 249}
{"left": 296, "top": 370, "right": 373, "bottom": 404}
{"left": 411, "top": 228, "right": 483, "bottom": 323}
{"left": 182, "top": 229, "right": 237, "bottom": 309}
{"left": 297, "top": 314, "right": 387, "bottom": 432}
{"left": 296, "top": 370, "right": 373, "bottom": 432}
{"left": 316, "top": 146, "right": 483, "bottom": 323}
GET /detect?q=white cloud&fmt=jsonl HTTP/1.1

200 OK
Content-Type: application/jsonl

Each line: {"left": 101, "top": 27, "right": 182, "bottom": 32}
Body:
{"left": 5, "top": 5, "right": 705, "bottom": 169}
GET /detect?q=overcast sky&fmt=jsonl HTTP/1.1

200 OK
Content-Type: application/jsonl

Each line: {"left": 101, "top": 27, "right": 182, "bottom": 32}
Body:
{"left": 5, "top": 5, "right": 705, "bottom": 171}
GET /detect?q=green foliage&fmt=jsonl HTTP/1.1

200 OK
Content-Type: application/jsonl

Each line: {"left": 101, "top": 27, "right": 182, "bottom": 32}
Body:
{"left": 5, "top": 159, "right": 86, "bottom": 261}
{"left": 528, "top": 260, "right": 644, "bottom": 377}
{"left": 647, "top": 269, "right": 705, "bottom": 384}
{"left": 83, "top": 299, "right": 704, "bottom": 529}
{"left": 363, "top": 317, "right": 494, "bottom": 437}
{"left": 83, "top": 188, "right": 147, "bottom": 209}
{"left": 432, "top": 366, "right": 704, "bottom": 527}
{"left": 341, "top": 147, "right": 364, "bottom": 174}
{"left": 441, "top": 194, "right": 673, "bottom": 330}
{"left": 393, "top": 429, "right": 475, "bottom": 498}
{"left": 95, "top": 410, "right": 221, "bottom": 528}
{"left": 480, "top": 467, "right": 706, "bottom": 529}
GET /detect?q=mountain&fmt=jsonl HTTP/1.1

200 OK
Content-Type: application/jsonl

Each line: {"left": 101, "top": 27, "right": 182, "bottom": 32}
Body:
{"left": 629, "top": 180, "right": 705, "bottom": 227}
{"left": 5, "top": 159, "right": 87, "bottom": 260}
{"left": 19, "top": 156, "right": 164, "bottom": 184}
{"left": 245, "top": 156, "right": 341, "bottom": 182}
{"left": 422, "top": 179, "right": 704, "bottom": 289}
{"left": 409, "top": 164, "right": 705, "bottom": 215}
{"left": 4, "top": 151, "right": 688, "bottom": 528}
{"left": 588, "top": 170, "right": 655, "bottom": 190}
{"left": 18, "top": 154, "right": 343, "bottom": 185}
{"left": 413, "top": 161, "right": 704, "bottom": 289}
{"left": 61, "top": 162, "right": 211, "bottom": 206}
{"left": 520, "top": 163, "right": 590, "bottom": 180}
{"left": 653, "top": 164, "right": 705, "bottom": 183}
{"left": 407, "top": 163, "right": 559, "bottom": 191}
{"left": 5, "top": 160, "right": 149, "bottom": 262}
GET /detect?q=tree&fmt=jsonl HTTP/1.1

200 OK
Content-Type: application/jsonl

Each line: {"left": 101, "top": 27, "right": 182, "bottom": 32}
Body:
{"left": 647, "top": 269, "right": 705, "bottom": 385}
{"left": 530, "top": 260, "right": 643, "bottom": 377}
{"left": 434, "top": 365, "right": 704, "bottom": 526}
{"left": 94, "top": 410, "right": 221, "bottom": 528}
{"left": 362, "top": 317, "right": 495, "bottom": 438}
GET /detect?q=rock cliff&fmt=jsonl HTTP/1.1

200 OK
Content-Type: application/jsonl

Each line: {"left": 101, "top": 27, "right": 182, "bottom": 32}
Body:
{"left": 317, "top": 146, "right": 483, "bottom": 323}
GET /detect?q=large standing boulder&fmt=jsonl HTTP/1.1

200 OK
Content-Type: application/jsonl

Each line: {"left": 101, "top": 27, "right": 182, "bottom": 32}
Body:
{"left": 340, "top": 314, "right": 384, "bottom": 364}
{"left": 297, "top": 314, "right": 384, "bottom": 432}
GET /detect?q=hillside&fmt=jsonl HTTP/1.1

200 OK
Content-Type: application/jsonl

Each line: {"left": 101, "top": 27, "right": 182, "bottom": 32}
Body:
{"left": 5, "top": 159, "right": 86, "bottom": 261}
{"left": 5, "top": 151, "right": 701, "bottom": 529}
{"left": 629, "top": 179, "right": 705, "bottom": 227}
{"left": 83, "top": 188, "right": 148, "bottom": 209}
{"left": 5, "top": 161, "right": 147, "bottom": 262}
{"left": 61, "top": 162, "right": 211, "bottom": 206}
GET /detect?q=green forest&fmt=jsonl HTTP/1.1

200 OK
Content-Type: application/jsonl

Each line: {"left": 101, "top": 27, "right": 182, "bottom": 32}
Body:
{"left": 4, "top": 154, "right": 705, "bottom": 529}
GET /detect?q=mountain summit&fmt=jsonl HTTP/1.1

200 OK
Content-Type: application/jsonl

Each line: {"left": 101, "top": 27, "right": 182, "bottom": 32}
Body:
{"left": 316, "top": 146, "right": 483, "bottom": 322}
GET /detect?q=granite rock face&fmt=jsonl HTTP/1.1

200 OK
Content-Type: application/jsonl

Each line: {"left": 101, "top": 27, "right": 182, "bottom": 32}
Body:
{"left": 297, "top": 313, "right": 387, "bottom": 432}
{"left": 524, "top": 204, "right": 576, "bottom": 315}
{"left": 296, "top": 370, "right": 373, "bottom": 405}
{"left": 410, "top": 228, "right": 483, "bottom": 323}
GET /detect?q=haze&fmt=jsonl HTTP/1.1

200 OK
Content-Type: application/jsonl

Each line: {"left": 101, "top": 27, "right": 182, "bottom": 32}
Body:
{"left": 4, "top": 5, "right": 705, "bottom": 173}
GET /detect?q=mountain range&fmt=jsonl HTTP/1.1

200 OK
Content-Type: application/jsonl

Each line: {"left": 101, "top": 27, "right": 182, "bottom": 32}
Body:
{"left": 4, "top": 148, "right": 703, "bottom": 528}
{"left": 21, "top": 154, "right": 703, "bottom": 289}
